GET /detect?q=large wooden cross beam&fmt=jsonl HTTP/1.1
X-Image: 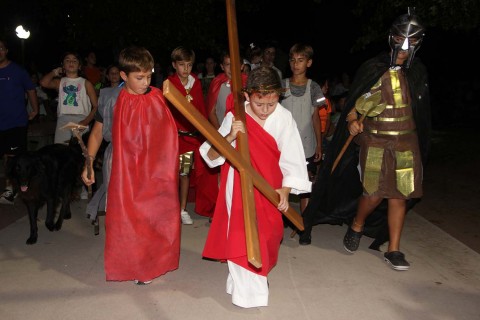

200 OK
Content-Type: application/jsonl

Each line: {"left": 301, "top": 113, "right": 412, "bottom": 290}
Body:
{"left": 225, "top": 0, "right": 261, "bottom": 268}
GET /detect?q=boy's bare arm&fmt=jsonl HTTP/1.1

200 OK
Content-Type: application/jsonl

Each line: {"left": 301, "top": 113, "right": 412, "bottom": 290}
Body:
{"left": 208, "top": 106, "right": 221, "bottom": 129}
{"left": 207, "top": 117, "right": 244, "bottom": 160}
{"left": 312, "top": 107, "right": 322, "bottom": 161}
{"left": 80, "top": 81, "right": 99, "bottom": 126}
{"left": 346, "top": 107, "right": 363, "bottom": 135}
{"left": 39, "top": 68, "right": 61, "bottom": 91}
{"left": 276, "top": 187, "right": 292, "bottom": 212}
{"left": 81, "top": 122, "right": 103, "bottom": 185}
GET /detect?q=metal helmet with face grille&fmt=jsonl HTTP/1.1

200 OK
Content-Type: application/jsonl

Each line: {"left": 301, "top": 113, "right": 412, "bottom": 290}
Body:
{"left": 389, "top": 7, "right": 425, "bottom": 68}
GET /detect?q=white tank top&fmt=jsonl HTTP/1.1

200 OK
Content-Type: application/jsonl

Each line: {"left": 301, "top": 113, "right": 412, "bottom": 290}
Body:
{"left": 281, "top": 79, "right": 316, "bottom": 158}
{"left": 57, "top": 77, "right": 92, "bottom": 116}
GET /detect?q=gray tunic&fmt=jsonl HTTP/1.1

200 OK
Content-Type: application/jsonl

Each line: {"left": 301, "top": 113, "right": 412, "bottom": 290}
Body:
{"left": 86, "top": 87, "right": 121, "bottom": 219}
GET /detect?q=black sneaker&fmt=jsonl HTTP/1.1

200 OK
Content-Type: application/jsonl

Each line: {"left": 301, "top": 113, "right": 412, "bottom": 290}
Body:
{"left": 0, "top": 189, "right": 15, "bottom": 205}
{"left": 384, "top": 251, "right": 410, "bottom": 271}
{"left": 134, "top": 280, "right": 152, "bottom": 285}
{"left": 343, "top": 227, "right": 363, "bottom": 253}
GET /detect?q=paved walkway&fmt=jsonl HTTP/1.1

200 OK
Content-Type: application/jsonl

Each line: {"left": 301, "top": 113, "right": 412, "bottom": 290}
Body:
{"left": 0, "top": 200, "right": 479, "bottom": 320}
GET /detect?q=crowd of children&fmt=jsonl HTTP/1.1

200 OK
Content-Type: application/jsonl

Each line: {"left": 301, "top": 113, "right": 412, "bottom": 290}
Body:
{"left": 1, "top": 8, "right": 431, "bottom": 309}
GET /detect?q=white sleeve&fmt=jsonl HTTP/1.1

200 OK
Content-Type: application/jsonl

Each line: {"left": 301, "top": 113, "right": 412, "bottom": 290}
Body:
{"left": 199, "top": 112, "right": 234, "bottom": 168}
{"left": 276, "top": 110, "right": 312, "bottom": 194}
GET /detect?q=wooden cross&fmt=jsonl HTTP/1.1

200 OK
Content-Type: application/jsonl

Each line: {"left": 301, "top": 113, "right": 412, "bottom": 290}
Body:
{"left": 225, "top": 0, "right": 261, "bottom": 268}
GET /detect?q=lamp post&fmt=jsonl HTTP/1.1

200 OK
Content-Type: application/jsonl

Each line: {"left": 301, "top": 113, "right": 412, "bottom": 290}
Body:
{"left": 15, "top": 25, "right": 30, "bottom": 66}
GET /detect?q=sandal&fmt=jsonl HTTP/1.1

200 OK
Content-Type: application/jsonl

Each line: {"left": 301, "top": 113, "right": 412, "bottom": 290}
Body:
{"left": 343, "top": 224, "right": 363, "bottom": 253}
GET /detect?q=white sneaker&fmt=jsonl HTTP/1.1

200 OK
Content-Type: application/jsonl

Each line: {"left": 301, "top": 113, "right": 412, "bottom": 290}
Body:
{"left": 181, "top": 209, "right": 193, "bottom": 225}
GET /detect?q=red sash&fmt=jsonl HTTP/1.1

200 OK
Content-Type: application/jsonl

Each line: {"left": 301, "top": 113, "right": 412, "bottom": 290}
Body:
{"left": 202, "top": 113, "right": 284, "bottom": 276}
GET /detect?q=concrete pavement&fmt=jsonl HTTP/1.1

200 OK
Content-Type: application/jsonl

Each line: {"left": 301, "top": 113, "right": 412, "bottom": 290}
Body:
{"left": 0, "top": 200, "right": 479, "bottom": 320}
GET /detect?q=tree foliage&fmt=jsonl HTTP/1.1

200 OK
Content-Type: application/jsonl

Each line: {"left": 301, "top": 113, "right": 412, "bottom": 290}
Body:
{"left": 351, "top": 0, "right": 480, "bottom": 49}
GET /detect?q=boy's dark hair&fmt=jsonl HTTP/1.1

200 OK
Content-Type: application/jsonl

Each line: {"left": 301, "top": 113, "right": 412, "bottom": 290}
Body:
{"left": 244, "top": 66, "right": 284, "bottom": 96}
{"left": 171, "top": 46, "right": 195, "bottom": 63}
{"left": 219, "top": 51, "right": 230, "bottom": 64}
{"left": 289, "top": 43, "right": 314, "bottom": 60}
{"left": 118, "top": 46, "right": 154, "bottom": 74}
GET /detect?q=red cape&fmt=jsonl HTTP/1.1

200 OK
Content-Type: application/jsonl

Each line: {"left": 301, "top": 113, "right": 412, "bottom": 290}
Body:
{"left": 202, "top": 113, "right": 284, "bottom": 276}
{"left": 105, "top": 87, "right": 180, "bottom": 281}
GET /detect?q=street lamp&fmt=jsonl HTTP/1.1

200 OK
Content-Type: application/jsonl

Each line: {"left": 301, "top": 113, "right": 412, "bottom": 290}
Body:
{"left": 15, "top": 25, "right": 30, "bottom": 66}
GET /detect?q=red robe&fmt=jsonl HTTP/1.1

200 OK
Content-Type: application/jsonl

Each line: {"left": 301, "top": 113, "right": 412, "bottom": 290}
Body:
{"left": 105, "top": 87, "right": 180, "bottom": 281}
{"left": 167, "top": 73, "right": 218, "bottom": 217}
{"left": 202, "top": 114, "right": 284, "bottom": 276}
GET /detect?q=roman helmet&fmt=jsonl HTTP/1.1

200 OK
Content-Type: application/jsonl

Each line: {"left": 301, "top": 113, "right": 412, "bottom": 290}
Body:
{"left": 389, "top": 7, "right": 425, "bottom": 68}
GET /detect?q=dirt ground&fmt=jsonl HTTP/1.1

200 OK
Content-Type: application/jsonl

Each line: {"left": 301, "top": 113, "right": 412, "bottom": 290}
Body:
{"left": 414, "top": 127, "right": 480, "bottom": 253}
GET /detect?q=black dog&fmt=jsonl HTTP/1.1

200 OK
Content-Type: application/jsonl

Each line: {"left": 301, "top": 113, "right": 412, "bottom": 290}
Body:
{"left": 7, "top": 143, "right": 84, "bottom": 244}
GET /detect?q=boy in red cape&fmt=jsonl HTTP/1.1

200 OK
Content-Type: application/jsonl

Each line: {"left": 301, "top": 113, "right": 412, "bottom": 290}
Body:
{"left": 167, "top": 46, "right": 217, "bottom": 222}
{"left": 199, "top": 67, "right": 311, "bottom": 308}
{"left": 104, "top": 46, "right": 179, "bottom": 284}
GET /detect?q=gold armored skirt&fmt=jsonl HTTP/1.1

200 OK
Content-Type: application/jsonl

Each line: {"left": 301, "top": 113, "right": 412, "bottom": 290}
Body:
{"left": 356, "top": 132, "right": 423, "bottom": 199}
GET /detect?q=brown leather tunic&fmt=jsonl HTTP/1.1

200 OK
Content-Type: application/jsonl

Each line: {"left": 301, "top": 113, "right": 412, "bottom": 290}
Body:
{"left": 356, "top": 68, "right": 423, "bottom": 199}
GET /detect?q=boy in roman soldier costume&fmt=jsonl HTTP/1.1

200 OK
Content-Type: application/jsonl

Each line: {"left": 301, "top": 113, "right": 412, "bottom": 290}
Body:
{"left": 300, "top": 8, "right": 431, "bottom": 271}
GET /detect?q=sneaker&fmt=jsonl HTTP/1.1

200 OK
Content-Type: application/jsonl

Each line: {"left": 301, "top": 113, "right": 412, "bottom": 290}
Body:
{"left": 0, "top": 189, "right": 15, "bottom": 205}
{"left": 343, "top": 227, "right": 363, "bottom": 253}
{"left": 134, "top": 280, "right": 152, "bottom": 285}
{"left": 181, "top": 209, "right": 193, "bottom": 225}
{"left": 384, "top": 251, "right": 410, "bottom": 271}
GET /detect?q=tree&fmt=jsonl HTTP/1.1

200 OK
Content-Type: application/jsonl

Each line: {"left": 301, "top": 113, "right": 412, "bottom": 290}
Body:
{"left": 351, "top": 0, "right": 480, "bottom": 50}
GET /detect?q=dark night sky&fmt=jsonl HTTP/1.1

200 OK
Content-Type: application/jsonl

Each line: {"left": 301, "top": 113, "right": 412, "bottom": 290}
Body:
{"left": 2, "top": 0, "right": 367, "bottom": 76}
{"left": 2, "top": 0, "right": 478, "bottom": 127}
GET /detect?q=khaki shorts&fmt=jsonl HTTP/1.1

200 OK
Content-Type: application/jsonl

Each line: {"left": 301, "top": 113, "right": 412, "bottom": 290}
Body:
{"left": 179, "top": 151, "right": 194, "bottom": 176}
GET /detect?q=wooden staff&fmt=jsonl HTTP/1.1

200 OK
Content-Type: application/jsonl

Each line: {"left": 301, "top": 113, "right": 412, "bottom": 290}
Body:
{"left": 330, "top": 114, "right": 366, "bottom": 174}
{"left": 163, "top": 82, "right": 304, "bottom": 231}
{"left": 331, "top": 91, "right": 384, "bottom": 173}
{"left": 61, "top": 122, "right": 99, "bottom": 234}
{"left": 61, "top": 122, "right": 92, "bottom": 195}
{"left": 225, "top": 0, "right": 261, "bottom": 268}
